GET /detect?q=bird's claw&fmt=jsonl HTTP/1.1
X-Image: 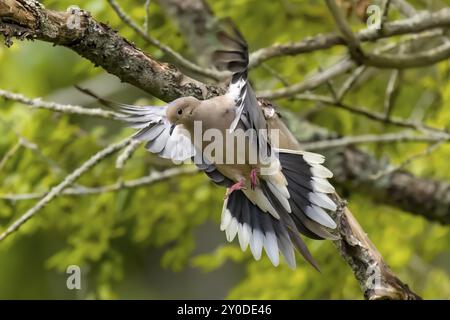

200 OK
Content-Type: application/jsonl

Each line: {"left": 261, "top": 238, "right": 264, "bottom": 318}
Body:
{"left": 250, "top": 168, "right": 259, "bottom": 190}
{"left": 224, "top": 180, "right": 247, "bottom": 199}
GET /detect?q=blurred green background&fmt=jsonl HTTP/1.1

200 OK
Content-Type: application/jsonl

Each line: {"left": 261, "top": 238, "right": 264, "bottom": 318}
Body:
{"left": 0, "top": 0, "right": 449, "bottom": 299}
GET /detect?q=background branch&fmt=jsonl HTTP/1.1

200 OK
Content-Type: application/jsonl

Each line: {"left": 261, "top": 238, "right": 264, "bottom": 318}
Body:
{"left": 0, "top": 137, "right": 133, "bottom": 242}
{"left": 0, "top": 88, "right": 119, "bottom": 119}
{"left": 249, "top": 7, "right": 450, "bottom": 67}
{"left": 325, "top": 0, "right": 364, "bottom": 62}
{"left": 106, "top": 0, "right": 225, "bottom": 81}
{"left": 0, "top": 0, "right": 224, "bottom": 102}
{"left": 0, "top": 166, "right": 198, "bottom": 201}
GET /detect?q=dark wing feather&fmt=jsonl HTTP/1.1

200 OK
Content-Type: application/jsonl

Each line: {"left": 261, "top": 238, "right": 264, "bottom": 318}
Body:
{"left": 221, "top": 150, "right": 339, "bottom": 269}
{"left": 221, "top": 189, "right": 322, "bottom": 269}
{"left": 192, "top": 151, "right": 233, "bottom": 187}
{"left": 213, "top": 21, "right": 267, "bottom": 148}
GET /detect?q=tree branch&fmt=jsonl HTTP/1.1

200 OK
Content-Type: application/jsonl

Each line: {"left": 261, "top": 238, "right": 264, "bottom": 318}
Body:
{"left": 293, "top": 93, "right": 448, "bottom": 136}
{"left": 249, "top": 7, "right": 450, "bottom": 67}
{"left": 0, "top": 138, "right": 22, "bottom": 172}
{"left": 0, "top": 88, "right": 119, "bottom": 119}
{"left": 370, "top": 140, "right": 444, "bottom": 180}
{"left": 331, "top": 199, "right": 421, "bottom": 300}
{"left": 258, "top": 58, "right": 356, "bottom": 99}
{"left": 363, "top": 41, "right": 450, "bottom": 68}
{"left": 0, "top": 0, "right": 427, "bottom": 299}
{"left": 325, "top": 0, "right": 364, "bottom": 62}
{"left": 106, "top": 0, "right": 226, "bottom": 81}
{"left": 0, "top": 166, "right": 199, "bottom": 201}
{"left": 154, "top": 0, "right": 219, "bottom": 68}
{"left": 0, "top": 0, "right": 224, "bottom": 102}
{"left": 302, "top": 132, "right": 447, "bottom": 150}
{"left": 324, "top": 0, "right": 448, "bottom": 69}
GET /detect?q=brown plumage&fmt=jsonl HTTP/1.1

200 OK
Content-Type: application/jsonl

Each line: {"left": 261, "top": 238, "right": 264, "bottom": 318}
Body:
{"left": 78, "top": 22, "right": 338, "bottom": 270}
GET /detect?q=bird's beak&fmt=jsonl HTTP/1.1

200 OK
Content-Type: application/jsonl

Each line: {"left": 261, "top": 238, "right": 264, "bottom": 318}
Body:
{"left": 169, "top": 124, "right": 176, "bottom": 135}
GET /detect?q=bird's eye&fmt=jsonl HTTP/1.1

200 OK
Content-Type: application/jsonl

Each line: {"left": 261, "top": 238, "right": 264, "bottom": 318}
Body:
{"left": 177, "top": 108, "right": 183, "bottom": 115}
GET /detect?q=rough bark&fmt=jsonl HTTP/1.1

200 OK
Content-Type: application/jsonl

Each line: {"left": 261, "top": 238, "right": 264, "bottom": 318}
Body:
{"left": 0, "top": 0, "right": 223, "bottom": 102}
{"left": 331, "top": 198, "right": 421, "bottom": 300}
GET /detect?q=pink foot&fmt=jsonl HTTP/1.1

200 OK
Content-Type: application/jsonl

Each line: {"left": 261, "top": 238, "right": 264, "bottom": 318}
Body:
{"left": 250, "top": 168, "right": 259, "bottom": 190}
{"left": 224, "top": 180, "right": 247, "bottom": 199}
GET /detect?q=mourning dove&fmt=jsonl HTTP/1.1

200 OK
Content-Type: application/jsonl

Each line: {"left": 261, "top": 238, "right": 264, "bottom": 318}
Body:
{"left": 78, "top": 24, "right": 338, "bottom": 270}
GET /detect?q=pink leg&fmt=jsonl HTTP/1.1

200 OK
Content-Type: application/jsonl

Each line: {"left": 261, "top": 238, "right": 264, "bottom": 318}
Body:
{"left": 250, "top": 168, "right": 259, "bottom": 190}
{"left": 224, "top": 180, "right": 246, "bottom": 199}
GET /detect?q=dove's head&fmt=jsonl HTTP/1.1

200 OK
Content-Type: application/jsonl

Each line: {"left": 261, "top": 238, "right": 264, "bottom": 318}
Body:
{"left": 166, "top": 96, "right": 200, "bottom": 128}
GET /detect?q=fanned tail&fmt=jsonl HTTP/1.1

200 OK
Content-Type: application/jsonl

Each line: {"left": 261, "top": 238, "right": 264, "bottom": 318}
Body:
{"left": 221, "top": 150, "right": 339, "bottom": 270}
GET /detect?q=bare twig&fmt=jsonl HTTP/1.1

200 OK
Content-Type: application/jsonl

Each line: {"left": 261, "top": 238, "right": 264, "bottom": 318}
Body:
{"left": 0, "top": 137, "right": 133, "bottom": 242}
{"left": 409, "top": 91, "right": 436, "bottom": 123}
{"left": 325, "top": 0, "right": 364, "bottom": 62}
{"left": 337, "top": 65, "right": 367, "bottom": 101}
{"left": 391, "top": 0, "right": 417, "bottom": 18}
{"left": 0, "top": 139, "right": 22, "bottom": 172}
{"left": 0, "top": 119, "right": 75, "bottom": 178}
{"left": 392, "top": 0, "right": 450, "bottom": 45}
{"left": 0, "top": 89, "right": 119, "bottom": 119}
{"left": 363, "top": 41, "right": 450, "bottom": 69}
{"left": 257, "top": 28, "right": 445, "bottom": 101}
{"left": 380, "top": 0, "right": 393, "bottom": 31}
{"left": 383, "top": 69, "right": 401, "bottom": 118}
{"left": 0, "top": 135, "right": 66, "bottom": 178}
{"left": 326, "top": 0, "right": 450, "bottom": 69}
{"left": 143, "top": 0, "right": 152, "bottom": 33}
{"left": 370, "top": 140, "right": 445, "bottom": 180}
{"left": 0, "top": 166, "right": 199, "bottom": 201}
{"left": 258, "top": 58, "right": 356, "bottom": 99}
{"left": 293, "top": 93, "right": 449, "bottom": 136}
{"left": 249, "top": 7, "right": 450, "bottom": 67}
{"left": 320, "top": 66, "right": 339, "bottom": 102}
{"left": 302, "top": 131, "right": 448, "bottom": 151}
{"left": 260, "top": 63, "right": 291, "bottom": 87}
{"left": 115, "top": 139, "right": 142, "bottom": 170}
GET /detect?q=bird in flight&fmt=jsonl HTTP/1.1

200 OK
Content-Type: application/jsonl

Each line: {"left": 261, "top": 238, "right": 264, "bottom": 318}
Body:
{"left": 78, "top": 24, "right": 338, "bottom": 270}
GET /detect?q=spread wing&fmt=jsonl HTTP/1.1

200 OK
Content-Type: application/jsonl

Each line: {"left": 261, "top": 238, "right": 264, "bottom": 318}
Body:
{"left": 126, "top": 107, "right": 232, "bottom": 184}
{"left": 193, "top": 151, "right": 234, "bottom": 187}
{"left": 76, "top": 87, "right": 232, "bottom": 186}
{"left": 212, "top": 26, "right": 338, "bottom": 269}
{"left": 213, "top": 22, "right": 267, "bottom": 137}
{"left": 117, "top": 105, "right": 196, "bottom": 162}
{"left": 76, "top": 87, "right": 195, "bottom": 162}
{"left": 213, "top": 22, "right": 269, "bottom": 166}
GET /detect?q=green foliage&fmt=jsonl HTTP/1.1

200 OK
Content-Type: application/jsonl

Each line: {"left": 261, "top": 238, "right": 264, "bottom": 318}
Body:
{"left": 0, "top": 0, "right": 448, "bottom": 299}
